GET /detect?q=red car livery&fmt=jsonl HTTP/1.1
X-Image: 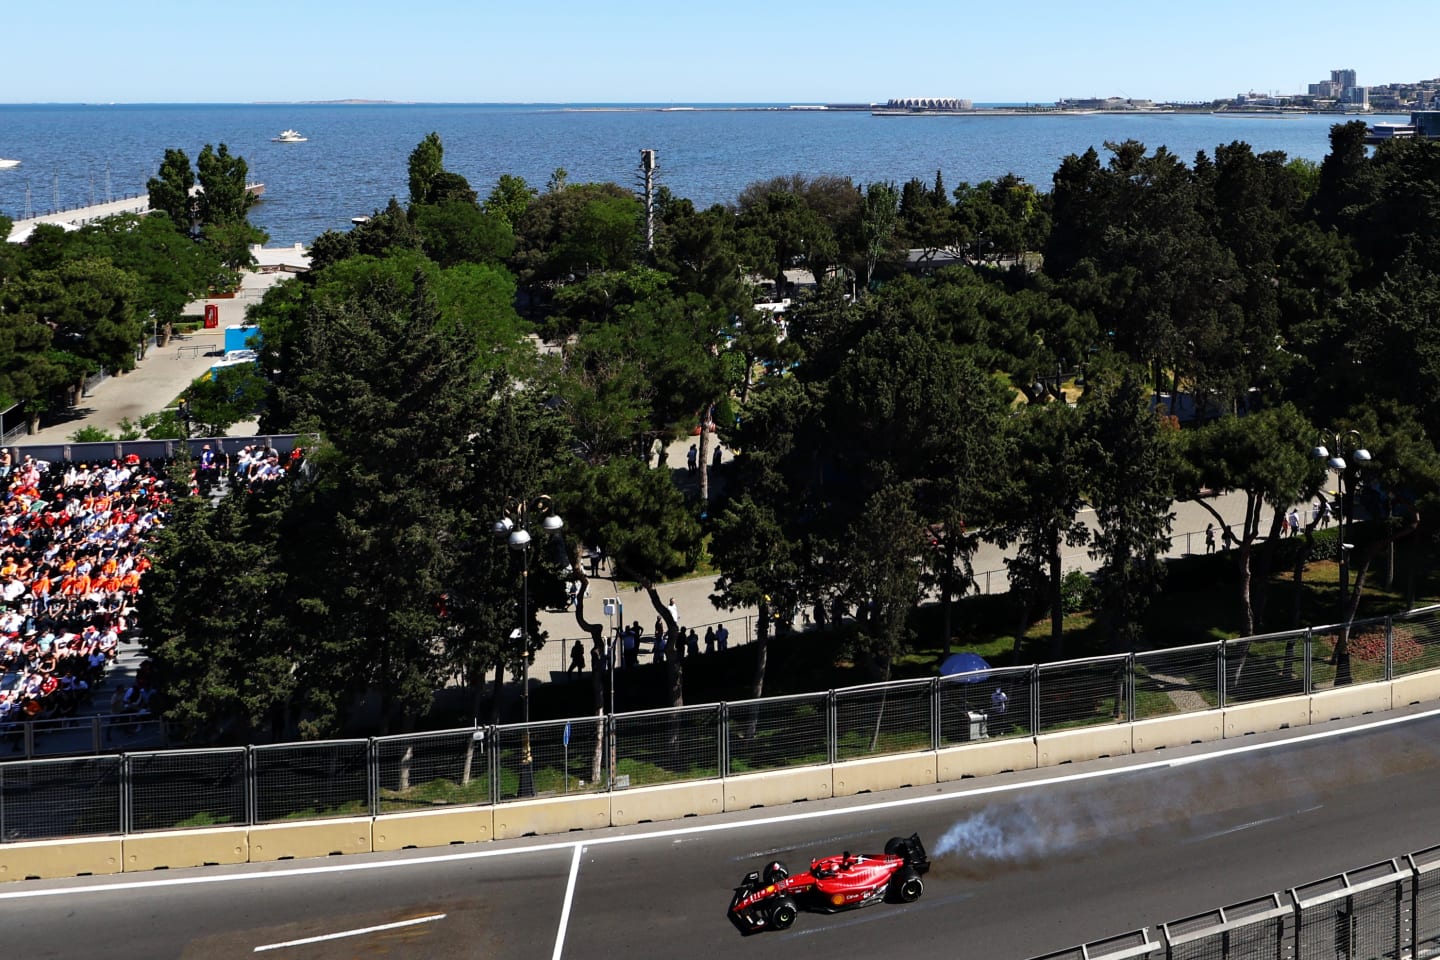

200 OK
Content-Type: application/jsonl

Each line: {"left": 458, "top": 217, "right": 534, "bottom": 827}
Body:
{"left": 728, "top": 833, "right": 930, "bottom": 933}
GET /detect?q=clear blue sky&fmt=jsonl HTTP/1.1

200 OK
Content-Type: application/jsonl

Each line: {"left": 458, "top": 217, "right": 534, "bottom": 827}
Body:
{"left": 5, "top": 0, "right": 1432, "bottom": 104}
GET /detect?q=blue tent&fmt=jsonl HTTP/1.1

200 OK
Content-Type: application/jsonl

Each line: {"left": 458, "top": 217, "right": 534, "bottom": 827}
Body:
{"left": 940, "top": 652, "right": 990, "bottom": 682}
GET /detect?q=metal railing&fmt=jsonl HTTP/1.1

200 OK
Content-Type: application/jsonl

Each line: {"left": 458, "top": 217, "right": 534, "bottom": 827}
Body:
{"left": 3, "top": 604, "right": 1438, "bottom": 843}
{"left": 1032, "top": 842, "right": 1440, "bottom": 960}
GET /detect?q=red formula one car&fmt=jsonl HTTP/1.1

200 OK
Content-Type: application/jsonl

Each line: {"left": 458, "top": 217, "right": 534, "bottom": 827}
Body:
{"left": 728, "top": 833, "right": 930, "bottom": 934}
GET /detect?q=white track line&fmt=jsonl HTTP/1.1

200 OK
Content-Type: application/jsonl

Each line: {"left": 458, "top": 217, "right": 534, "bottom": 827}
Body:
{"left": 551, "top": 844, "right": 584, "bottom": 960}
{"left": 253, "top": 913, "right": 445, "bottom": 952}
{"left": 4, "top": 705, "right": 1438, "bottom": 903}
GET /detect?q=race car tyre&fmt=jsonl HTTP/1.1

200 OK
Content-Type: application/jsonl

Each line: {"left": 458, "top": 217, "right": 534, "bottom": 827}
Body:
{"left": 763, "top": 860, "right": 790, "bottom": 884}
{"left": 892, "top": 867, "right": 924, "bottom": 903}
{"left": 770, "top": 898, "right": 798, "bottom": 930}
{"left": 884, "top": 837, "right": 908, "bottom": 857}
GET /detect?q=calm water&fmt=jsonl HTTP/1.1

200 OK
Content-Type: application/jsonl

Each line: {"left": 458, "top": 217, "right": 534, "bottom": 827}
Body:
{"left": 0, "top": 103, "right": 1404, "bottom": 248}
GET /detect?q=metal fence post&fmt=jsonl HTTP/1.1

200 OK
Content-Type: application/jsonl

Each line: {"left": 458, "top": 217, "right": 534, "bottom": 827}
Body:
{"left": 488, "top": 725, "right": 501, "bottom": 802}
{"left": 1218, "top": 640, "right": 1228, "bottom": 709}
{"left": 930, "top": 676, "right": 940, "bottom": 751}
{"left": 244, "top": 746, "right": 256, "bottom": 826}
{"left": 0, "top": 762, "right": 5, "bottom": 842}
{"left": 719, "top": 703, "right": 729, "bottom": 776}
{"left": 1303, "top": 628, "right": 1313, "bottom": 693}
{"left": 825, "top": 690, "right": 837, "bottom": 765}
{"left": 367, "top": 738, "right": 379, "bottom": 818}
{"left": 22, "top": 721, "right": 33, "bottom": 760}
{"left": 1030, "top": 666, "right": 1041, "bottom": 735}
{"left": 1386, "top": 616, "right": 1395, "bottom": 681}
{"left": 91, "top": 717, "right": 101, "bottom": 755}
{"left": 120, "top": 754, "right": 132, "bottom": 834}
{"left": 1125, "top": 654, "right": 1136, "bottom": 722}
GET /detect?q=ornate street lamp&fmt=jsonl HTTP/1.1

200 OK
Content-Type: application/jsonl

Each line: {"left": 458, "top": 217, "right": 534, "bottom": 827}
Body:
{"left": 494, "top": 496, "right": 565, "bottom": 797}
{"left": 1313, "top": 430, "right": 1372, "bottom": 628}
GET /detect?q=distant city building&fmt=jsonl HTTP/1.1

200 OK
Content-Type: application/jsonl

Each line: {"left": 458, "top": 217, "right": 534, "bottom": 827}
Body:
{"left": 883, "top": 97, "right": 973, "bottom": 111}
{"left": 1332, "top": 68, "right": 1358, "bottom": 93}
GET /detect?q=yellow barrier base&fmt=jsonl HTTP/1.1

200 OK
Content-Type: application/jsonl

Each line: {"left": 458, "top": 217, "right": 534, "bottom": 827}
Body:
{"left": 248, "top": 817, "right": 372, "bottom": 862}
{"left": 612, "top": 780, "right": 724, "bottom": 826}
{"left": 493, "top": 794, "right": 610, "bottom": 840}
{"left": 372, "top": 807, "right": 495, "bottom": 852}
{"left": 1036, "top": 725, "right": 1133, "bottom": 767}
{"left": 832, "top": 753, "right": 937, "bottom": 798}
{"left": 723, "top": 766, "right": 833, "bottom": 812}
{"left": 1131, "top": 711, "right": 1223, "bottom": 751}
{"left": 936, "top": 736, "right": 1038, "bottom": 781}
{"left": 123, "top": 827, "right": 249, "bottom": 872}
{"left": 0, "top": 835, "right": 122, "bottom": 880}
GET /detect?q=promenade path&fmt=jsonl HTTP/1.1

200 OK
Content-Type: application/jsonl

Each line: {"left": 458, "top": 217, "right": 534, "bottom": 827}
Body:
{"left": 20, "top": 246, "right": 305, "bottom": 443}
{"left": 531, "top": 437, "right": 1305, "bottom": 675}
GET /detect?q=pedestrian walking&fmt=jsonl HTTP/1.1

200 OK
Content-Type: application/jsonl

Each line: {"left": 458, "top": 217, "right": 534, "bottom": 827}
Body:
{"left": 686, "top": 628, "right": 700, "bottom": 658}
{"left": 1205, "top": 523, "right": 1215, "bottom": 554}
{"left": 686, "top": 444, "right": 698, "bottom": 474}
{"left": 704, "top": 626, "right": 716, "bottom": 654}
{"left": 650, "top": 436, "right": 664, "bottom": 469}
{"left": 568, "top": 639, "right": 585, "bottom": 674}
{"left": 1288, "top": 508, "right": 1301, "bottom": 536}
{"left": 667, "top": 597, "right": 680, "bottom": 628}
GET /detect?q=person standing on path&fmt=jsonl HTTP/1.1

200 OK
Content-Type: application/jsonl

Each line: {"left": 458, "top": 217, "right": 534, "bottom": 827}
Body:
{"left": 1205, "top": 523, "right": 1215, "bottom": 554}
{"left": 667, "top": 597, "right": 680, "bottom": 629}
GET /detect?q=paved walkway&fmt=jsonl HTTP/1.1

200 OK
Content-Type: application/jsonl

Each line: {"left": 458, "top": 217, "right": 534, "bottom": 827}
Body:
{"left": 20, "top": 249, "right": 302, "bottom": 444}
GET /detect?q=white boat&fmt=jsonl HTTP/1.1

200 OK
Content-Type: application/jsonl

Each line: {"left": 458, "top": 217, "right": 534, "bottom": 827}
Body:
{"left": 0, "top": 158, "right": 19, "bottom": 169}
{"left": 270, "top": 129, "right": 307, "bottom": 143}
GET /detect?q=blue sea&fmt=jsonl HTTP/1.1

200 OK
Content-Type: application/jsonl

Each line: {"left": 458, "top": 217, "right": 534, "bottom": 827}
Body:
{"left": 0, "top": 103, "right": 1406, "bottom": 248}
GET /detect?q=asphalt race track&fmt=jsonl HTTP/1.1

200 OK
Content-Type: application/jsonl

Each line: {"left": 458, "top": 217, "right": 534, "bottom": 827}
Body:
{"left": 7, "top": 708, "right": 1440, "bottom": 959}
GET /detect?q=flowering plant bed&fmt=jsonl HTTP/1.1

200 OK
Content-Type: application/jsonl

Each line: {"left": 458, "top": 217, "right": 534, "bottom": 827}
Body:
{"left": 1348, "top": 627, "right": 1425, "bottom": 664}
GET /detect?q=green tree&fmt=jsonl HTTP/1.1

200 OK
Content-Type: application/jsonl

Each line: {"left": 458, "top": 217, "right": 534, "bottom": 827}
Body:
{"left": 484, "top": 174, "right": 538, "bottom": 229}
{"left": 278, "top": 272, "right": 489, "bottom": 733}
{"left": 1084, "top": 363, "right": 1176, "bottom": 651}
{"left": 146, "top": 148, "right": 196, "bottom": 233}
{"left": 141, "top": 485, "right": 298, "bottom": 741}
{"left": 196, "top": 142, "right": 257, "bottom": 226}
{"left": 558, "top": 458, "right": 702, "bottom": 707}
{"left": 407, "top": 132, "right": 446, "bottom": 207}
{"left": 1176, "top": 403, "right": 1323, "bottom": 635}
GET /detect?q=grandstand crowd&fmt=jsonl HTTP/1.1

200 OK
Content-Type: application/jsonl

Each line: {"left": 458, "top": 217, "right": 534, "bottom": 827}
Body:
{"left": 0, "top": 443, "right": 303, "bottom": 745}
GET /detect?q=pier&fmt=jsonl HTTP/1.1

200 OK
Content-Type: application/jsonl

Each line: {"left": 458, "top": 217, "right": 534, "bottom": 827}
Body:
{"left": 5, "top": 193, "right": 151, "bottom": 242}
{"left": 5, "top": 182, "right": 264, "bottom": 243}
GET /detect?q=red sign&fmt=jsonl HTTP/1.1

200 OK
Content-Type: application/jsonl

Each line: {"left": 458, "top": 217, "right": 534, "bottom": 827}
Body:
{"left": 203, "top": 304, "right": 219, "bottom": 328}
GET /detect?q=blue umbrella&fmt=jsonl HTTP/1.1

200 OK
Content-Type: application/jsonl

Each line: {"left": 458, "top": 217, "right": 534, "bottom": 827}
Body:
{"left": 940, "top": 652, "right": 991, "bottom": 682}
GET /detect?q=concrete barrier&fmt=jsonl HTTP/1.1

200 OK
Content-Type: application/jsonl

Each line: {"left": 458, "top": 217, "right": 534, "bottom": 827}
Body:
{"left": 1036, "top": 725, "right": 1133, "bottom": 766}
{"left": 936, "top": 737, "right": 1037, "bottom": 781}
{"left": 831, "top": 753, "right": 937, "bottom": 798}
{"left": 612, "top": 780, "right": 725, "bottom": 826}
{"left": 493, "top": 794, "right": 610, "bottom": 840}
{"left": 723, "top": 766, "right": 833, "bottom": 812}
{"left": 1223, "top": 696, "right": 1311, "bottom": 737}
{"left": 0, "top": 836, "right": 122, "bottom": 880}
{"left": 1392, "top": 671, "right": 1440, "bottom": 706}
{"left": 122, "top": 827, "right": 249, "bottom": 872}
{"left": 1131, "top": 711, "right": 1224, "bottom": 751}
{"left": 248, "top": 817, "right": 372, "bottom": 862}
{"left": 1310, "top": 683, "right": 1393, "bottom": 723}
{"left": 372, "top": 807, "right": 495, "bottom": 852}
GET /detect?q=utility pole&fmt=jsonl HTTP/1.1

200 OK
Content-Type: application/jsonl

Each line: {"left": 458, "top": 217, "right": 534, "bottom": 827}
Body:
{"left": 639, "top": 149, "right": 657, "bottom": 255}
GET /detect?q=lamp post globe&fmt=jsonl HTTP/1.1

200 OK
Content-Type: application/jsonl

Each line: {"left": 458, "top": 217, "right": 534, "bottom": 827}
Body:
{"left": 1315, "top": 429, "right": 1371, "bottom": 687}
{"left": 493, "top": 498, "right": 563, "bottom": 799}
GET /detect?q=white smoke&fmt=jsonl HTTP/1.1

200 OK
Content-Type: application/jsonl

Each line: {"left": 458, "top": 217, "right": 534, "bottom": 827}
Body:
{"left": 932, "top": 796, "right": 1082, "bottom": 864}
